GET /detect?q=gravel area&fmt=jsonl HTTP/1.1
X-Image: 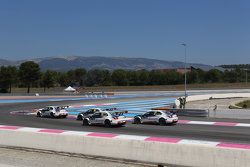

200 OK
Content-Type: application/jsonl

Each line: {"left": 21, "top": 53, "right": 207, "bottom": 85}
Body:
{"left": 0, "top": 147, "right": 155, "bottom": 167}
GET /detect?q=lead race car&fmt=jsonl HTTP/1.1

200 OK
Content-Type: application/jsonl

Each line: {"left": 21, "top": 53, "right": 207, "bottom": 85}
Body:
{"left": 76, "top": 107, "right": 126, "bottom": 120}
{"left": 133, "top": 110, "right": 178, "bottom": 125}
{"left": 36, "top": 106, "right": 69, "bottom": 118}
{"left": 82, "top": 110, "right": 128, "bottom": 127}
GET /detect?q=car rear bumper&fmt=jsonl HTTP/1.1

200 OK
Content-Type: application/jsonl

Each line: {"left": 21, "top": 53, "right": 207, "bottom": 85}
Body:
{"left": 111, "top": 120, "right": 126, "bottom": 125}
{"left": 166, "top": 118, "right": 178, "bottom": 123}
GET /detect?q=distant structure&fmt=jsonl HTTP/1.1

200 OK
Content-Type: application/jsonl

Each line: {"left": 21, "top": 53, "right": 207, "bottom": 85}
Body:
{"left": 158, "top": 67, "right": 193, "bottom": 74}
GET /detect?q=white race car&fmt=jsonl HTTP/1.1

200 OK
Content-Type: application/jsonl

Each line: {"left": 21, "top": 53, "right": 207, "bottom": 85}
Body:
{"left": 36, "top": 106, "right": 68, "bottom": 118}
{"left": 82, "top": 110, "right": 127, "bottom": 127}
{"left": 134, "top": 110, "right": 178, "bottom": 125}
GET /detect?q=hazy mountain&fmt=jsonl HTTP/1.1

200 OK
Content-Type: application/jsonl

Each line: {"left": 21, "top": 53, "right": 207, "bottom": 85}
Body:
{"left": 0, "top": 56, "right": 223, "bottom": 71}
{"left": 0, "top": 59, "right": 14, "bottom": 66}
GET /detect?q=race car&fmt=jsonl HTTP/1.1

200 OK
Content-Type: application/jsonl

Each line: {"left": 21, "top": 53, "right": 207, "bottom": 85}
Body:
{"left": 36, "top": 106, "right": 68, "bottom": 118}
{"left": 82, "top": 110, "right": 127, "bottom": 127}
{"left": 76, "top": 108, "right": 127, "bottom": 120}
{"left": 76, "top": 108, "right": 102, "bottom": 120}
{"left": 133, "top": 110, "right": 178, "bottom": 125}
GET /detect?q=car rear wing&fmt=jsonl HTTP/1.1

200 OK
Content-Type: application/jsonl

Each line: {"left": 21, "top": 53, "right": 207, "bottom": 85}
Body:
{"left": 108, "top": 110, "right": 128, "bottom": 116}
{"left": 104, "top": 108, "right": 118, "bottom": 111}
{"left": 60, "top": 106, "right": 70, "bottom": 109}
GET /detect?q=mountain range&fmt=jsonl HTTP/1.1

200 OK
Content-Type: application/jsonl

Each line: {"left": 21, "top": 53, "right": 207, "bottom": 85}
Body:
{"left": 0, "top": 56, "right": 223, "bottom": 71}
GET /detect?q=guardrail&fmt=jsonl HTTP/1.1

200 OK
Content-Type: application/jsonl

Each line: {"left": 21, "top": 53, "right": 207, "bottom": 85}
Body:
{"left": 171, "top": 108, "right": 209, "bottom": 117}
{"left": 153, "top": 107, "right": 209, "bottom": 117}
{"left": 1, "top": 126, "right": 250, "bottom": 167}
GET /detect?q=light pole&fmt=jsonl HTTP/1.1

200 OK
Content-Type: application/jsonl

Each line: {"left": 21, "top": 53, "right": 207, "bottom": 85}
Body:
{"left": 245, "top": 69, "right": 248, "bottom": 85}
{"left": 181, "top": 43, "right": 187, "bottom": 99}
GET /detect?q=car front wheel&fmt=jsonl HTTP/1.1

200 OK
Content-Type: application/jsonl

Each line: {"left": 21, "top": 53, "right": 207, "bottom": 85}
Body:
{"left": 83, "top": 119, "right": 90, "bottom": 126}
{"left": 134, "top": 117, "right": 141, "bottom": 124}
{"left": 77, "top": 115, "right": 83, "bottom": 120}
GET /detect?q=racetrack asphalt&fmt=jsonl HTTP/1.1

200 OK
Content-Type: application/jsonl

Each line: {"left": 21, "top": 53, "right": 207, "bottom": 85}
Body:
{"left": 1, "top": 98, "right": 250, "bottom": 144}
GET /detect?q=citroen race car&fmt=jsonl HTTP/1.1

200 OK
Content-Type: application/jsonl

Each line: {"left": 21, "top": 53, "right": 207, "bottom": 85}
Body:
{"left": 133, "top": 110, "right": 178, "bottom": 125}
{"left": 76, "top": 107, "right": 124, "bottom": 120}
{"left": 82, "top": 110, "right": 127, "bottom": 127}
{"left": 36, "top": 106, "right": 68, "bottom": 118}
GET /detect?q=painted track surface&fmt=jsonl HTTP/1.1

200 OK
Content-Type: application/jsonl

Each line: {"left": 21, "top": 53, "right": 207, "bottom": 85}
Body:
{"left": 1, "top": 99, "right": 250, "bottom": 144}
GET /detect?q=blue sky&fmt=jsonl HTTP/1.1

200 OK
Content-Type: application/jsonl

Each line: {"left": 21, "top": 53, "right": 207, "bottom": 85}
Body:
{"left": 0, "top": 0, "right": 250, "bottom": 65}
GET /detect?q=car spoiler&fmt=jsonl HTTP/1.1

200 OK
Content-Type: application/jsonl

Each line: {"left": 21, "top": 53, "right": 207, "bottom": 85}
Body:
{"left": 108, "top": 110, "right": 128, "bottom": 115}
{"left": 60, "top": 106, "right": 70, "bottom": 109}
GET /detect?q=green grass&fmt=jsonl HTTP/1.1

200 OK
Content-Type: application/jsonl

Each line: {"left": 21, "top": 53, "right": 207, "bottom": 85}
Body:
{"left": 236, "top": 100, "right": 250, "bottom": 109}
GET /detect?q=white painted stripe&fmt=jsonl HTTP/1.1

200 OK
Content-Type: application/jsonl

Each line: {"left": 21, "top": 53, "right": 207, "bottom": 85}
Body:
{"left": 188, "top": 121, "right": 215, "bottom": 125}
{"left": 179, "top": 139, "right": 220, "bottom": 146}
{"left": 236, "top": 123, "right": 250, "bottom": 127}
{"left": 18, "top": 127, "right": 42, "bottom": 132}
{"left": 115, "top": 135, "right": 148, "bottom": 141}
{"left": 62, "top": 131, "right": 92, "bottom": 136}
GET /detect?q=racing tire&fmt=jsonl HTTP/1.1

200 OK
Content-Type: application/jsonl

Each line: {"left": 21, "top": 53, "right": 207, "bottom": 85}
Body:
{"left": 62, "top": 115, "right": 67, "bottom": 118}
{"left": 83, "top": 119, "right": 90, "bottom": 126}
{"left": 77, "top": 115, "right": 83, "bottom": 120}
{"left": 104, "top": 120, "right": 111, "bottom": 128}
{"left": 159, "top": 118, "right": 166, "bottom": 126}
{"left": 50, "top": 112, "right": 55, "bottom": 118}
{"left": 37, "top": 112, "right": 41, "bottom": 117}
{"left": 134, "top": 117, "right": 141, "bottom": 124}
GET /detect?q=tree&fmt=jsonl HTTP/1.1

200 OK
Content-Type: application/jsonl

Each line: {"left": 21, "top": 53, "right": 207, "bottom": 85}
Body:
{"left": 85, "top": 69, "right": 111, "bottom": 86}
{"left": 205, "top": 69, "right": 223, "bottom": 83}
{"left": 111, "top": 69, "right": 129, "bottom": 86}
{"left": 19, "top": 61, "right": 41, "bottom": 93}
{"left": 0, "top": 66, "right": 18, "bottom": 93}
{"left": 57, "top": 72, "right": 71, "bottom": 87}
{"left": 67, "top": 68, "right": 86, "bottom": 86}
{"left": 41, "top": 70, "right": 55, "bottom": 92}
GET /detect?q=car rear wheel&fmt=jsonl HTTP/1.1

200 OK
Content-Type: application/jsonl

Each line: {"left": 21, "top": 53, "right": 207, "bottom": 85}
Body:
{"left": 37, "top": 112, "right": 41, "bottom": 117}
{"left": 104, "top": 120, "right": 111, "bottom": 128}
{"left": 159, "top": 118, "right": 166, "bottom": 126}
{"left": 134, "top": 117, "right": 141, "bottom": 124}
{"left": 50, "top": 112, "right": 55, "bottom": 118}
{"left": 83, "top": 119, "right": 90, "bottom": 126}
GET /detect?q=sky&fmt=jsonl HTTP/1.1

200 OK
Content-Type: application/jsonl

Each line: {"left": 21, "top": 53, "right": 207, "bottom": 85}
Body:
{"left": 0, "top": 0, "right": 250, "bottom": 65}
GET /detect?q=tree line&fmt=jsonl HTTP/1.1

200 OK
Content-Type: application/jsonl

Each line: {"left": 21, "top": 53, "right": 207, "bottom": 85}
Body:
{"left": 0, "top": 61, "right": 249, "bottom": 93}
{"left": 220, "top": 64, "right": 250, "bottom": 70}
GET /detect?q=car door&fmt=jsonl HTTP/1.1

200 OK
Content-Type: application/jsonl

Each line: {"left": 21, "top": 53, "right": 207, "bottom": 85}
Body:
{"left": 43, "top": 107, "right": 50, "bottom": 116}
{"left": 147, "top": 111, "right": 158, "bottom": 122}
{"left": 90, "top": 113, "right": 102, "bottom": 124}
{"left": 141, "top": 111, "right": 155, "bottom": 123}
{"left": 95, "top": 112, "right": 107, "bottom": 124}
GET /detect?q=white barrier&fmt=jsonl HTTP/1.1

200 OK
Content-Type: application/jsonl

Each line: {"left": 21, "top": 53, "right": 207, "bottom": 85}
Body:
{"left": 0, "top": 128, "right": 250, "bottom": 167}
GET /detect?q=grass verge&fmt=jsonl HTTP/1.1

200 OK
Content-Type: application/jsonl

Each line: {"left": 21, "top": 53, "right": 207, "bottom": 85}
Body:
{"left": 236, "top": 100, "right": 250, "bottom": 109}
